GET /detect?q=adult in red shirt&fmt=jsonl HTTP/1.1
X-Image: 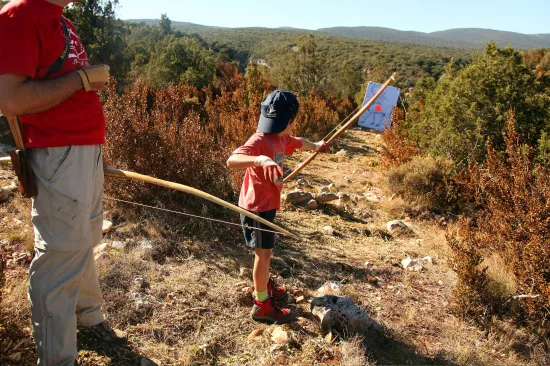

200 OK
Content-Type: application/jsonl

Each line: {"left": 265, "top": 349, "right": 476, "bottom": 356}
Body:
{"left": 0, "top": 0, "right": 125, "bottom": 364}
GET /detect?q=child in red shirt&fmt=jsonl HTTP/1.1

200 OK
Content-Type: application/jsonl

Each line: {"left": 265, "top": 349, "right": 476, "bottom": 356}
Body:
{"left": 227, "top": 90, "right": 328, "bottom": 323}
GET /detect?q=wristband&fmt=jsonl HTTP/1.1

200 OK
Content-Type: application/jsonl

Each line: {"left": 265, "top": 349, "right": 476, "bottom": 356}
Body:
{"left": 76, "top": 69, "right": 91, "bottom": 91}
{"left": 254, "top": 155, "right": 276, "bottom": 166}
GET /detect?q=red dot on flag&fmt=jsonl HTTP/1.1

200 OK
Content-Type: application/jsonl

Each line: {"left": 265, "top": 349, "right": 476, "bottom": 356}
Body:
{"left": 375, "top": 105, "right": 383, "bottom": 112}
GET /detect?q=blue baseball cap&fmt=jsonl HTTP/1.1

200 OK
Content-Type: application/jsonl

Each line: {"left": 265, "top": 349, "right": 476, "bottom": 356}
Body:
{"left": 257, "top": 90, "right": 299, "bottom": 134}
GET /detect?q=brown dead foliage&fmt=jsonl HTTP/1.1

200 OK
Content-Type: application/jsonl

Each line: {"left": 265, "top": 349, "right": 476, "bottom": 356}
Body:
{"left": 380, "top": 108, "right": 419, "bottom": 169}
{"left": 450, "top": 115, "right": 550, "bottom": 335}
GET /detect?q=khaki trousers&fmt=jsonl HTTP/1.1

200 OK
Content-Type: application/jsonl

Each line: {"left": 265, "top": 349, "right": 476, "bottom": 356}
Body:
{"left": 28, "top": 145, "right": 105, "bottom": 366}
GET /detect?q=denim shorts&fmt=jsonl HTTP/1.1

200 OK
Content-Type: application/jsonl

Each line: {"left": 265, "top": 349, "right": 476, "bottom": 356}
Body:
{"left": 240, "top": 209, "right": 277, "bottom": 249}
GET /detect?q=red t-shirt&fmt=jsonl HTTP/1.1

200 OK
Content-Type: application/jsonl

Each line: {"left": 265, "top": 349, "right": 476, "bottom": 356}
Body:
{"left": 0, "top": 0, "right": 105, "bottom": 148}
{"left": 232, "top": 133, "right": 303, "bottom": 212}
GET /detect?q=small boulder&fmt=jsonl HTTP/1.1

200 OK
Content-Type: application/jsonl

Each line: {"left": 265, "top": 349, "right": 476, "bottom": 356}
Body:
{"left": 338, "top": 193, "right": 351, "bottom": 202}
{"left": 248, "top": 328, "right": 265, "bottom": 340}
{"left": 284, "top": 190, "right": 314, "bottom": 204}
{"left": 272, "top": 327, "right": 289, "bottom": 344}
{"left": 311, "top": 295, "right": 381, "bottom": 337}
{"left": 296, "top": 178, "right": 311, "bottom": 188}
{"left": 93, "top": 242, "right": 108, "bottom": 254}
{"left": 401, "top": 257, "right": 423, "bottom": 272}
{"left": 140, "top": 357, "right": 160, "bottom": 366}
{"left": 335, "top": 149, "right": 348, "bottom": 157}
{"left": 319, "top": 186, "right": 330, "bottom": 194}
{"left": 316, "top": 281, "right": 343, "bottom": 296}
{"left": 111, "top": 241, "right": 127, "bottom": 250}
{"left": 102, "top": 220, "right": 113, "bottom": 234}
{"left": 328, "top": 183, "right": 338, "bottom": 193}
{"left": 305, "top": 199, "right": 318, "bottom": 210}
{"left": 323, "top": 226, "right": 335, "bottom": 235}
{"left": 317, "top": 192, "right": 339, "bottom": 204}
{"left": 386, "top": 220, "right": 414, "bottom": 235}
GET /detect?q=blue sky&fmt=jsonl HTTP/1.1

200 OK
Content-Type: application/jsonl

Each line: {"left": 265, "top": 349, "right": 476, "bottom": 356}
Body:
{"left": 115, "top": 0, "right": 549, "bottom": 34}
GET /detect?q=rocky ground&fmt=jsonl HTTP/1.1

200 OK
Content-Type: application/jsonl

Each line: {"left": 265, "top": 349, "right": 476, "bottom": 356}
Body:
{"left": 0, "top": 128, "right": 544, "bottom": 365}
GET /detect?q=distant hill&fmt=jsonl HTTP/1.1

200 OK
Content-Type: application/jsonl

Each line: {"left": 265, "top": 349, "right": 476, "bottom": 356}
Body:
{"left": 126, "top": 20, "right": 550, "bottom": 50}
{"left": 317, "top": 26, "right": 550, "bottom": 50}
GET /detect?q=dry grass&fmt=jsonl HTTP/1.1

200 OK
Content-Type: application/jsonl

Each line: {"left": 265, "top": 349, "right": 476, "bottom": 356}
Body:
{"left": 0, "top": 129, "right": 545, "bottom": 365}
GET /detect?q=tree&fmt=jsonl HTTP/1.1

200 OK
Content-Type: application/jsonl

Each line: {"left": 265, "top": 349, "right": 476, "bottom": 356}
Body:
{"left": 159, "top": 13, "right": 172, "bottom": 36}
{"left": 273, "top": 34, "right": 326, "bottom": 95}
{"left": 63, "top": 0, "right": 126, "bottom": 80}
{"left": 406, "top": 42, "right": 550, "bottom": 167}
{"left": 146, "top": 35, "right": 216, "bottom": 89}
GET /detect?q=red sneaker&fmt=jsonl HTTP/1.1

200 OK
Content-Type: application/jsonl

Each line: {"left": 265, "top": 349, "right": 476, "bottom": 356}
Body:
{"left": 268, "top": 276, "right": 288, "bottom": 302}
{"left": 250, "top": 298, "right": 292, "bottom": 324}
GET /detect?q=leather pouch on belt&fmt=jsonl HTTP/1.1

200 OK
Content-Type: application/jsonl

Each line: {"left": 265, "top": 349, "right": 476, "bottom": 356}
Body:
{"left": 9, "top": 149, "right": 37, "bottom": 198}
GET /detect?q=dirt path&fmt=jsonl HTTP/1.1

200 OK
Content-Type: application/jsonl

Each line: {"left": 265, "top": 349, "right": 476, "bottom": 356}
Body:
{"left": 0, "top": 129, "right": 534, "bottom": 365}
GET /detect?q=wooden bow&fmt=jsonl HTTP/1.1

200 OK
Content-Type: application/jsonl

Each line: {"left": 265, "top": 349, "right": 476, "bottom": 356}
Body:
{"left": 283, "top": 72, "right": 397, "bottom": 183}
{"left": 104, "top": 168, "right": 299, "bottom": 239}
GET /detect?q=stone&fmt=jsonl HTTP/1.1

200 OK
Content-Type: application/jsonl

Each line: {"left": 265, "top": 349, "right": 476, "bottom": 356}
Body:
{"left": 319, "top": 186, "right": 330, "bottom": 194}
{"left": 239, "top": 267, "right": 252, "bottom": 278}
{"left": 102, "top": 220, "right": 113, "bottom": 234}
{"left": 94, "top": 243, "right": 108, "bottom": 254}
{"left": 139, "top": 240, "right": 154, "bottom": 257}
{"left": 296, "top": 296, "right": 306, "bottom": 304}
{"left": 401, "top": 257, "right": 423, "bottom": 272}
{"left": 94, "top": 252, "right": 109, "bottom": 263}
{"left": 317, "top": 192, "right": 339, "bottom": 204}
{"left": 305, "top": 199, "right": 318, "bottom": 210}
{"left": 338, "top": 193, "right": 351, "bottom": 202}
{"left": 140, "top": 357, "right": 161, "bottom": 366}
{"left": 335, "top": 149, "right": 348, "bottom": 156}
{"left": 422, "top": 256, "right": 434, "bottom": 265}
{"left": 328, "top": 184, "right": 338, "bottom": 193}
{"left": 364, "top": 192, "right": 381, "bottom": 202}
{"left": 386, "top": 220, "right": 414, "bottom": 235}
{"left": 316, "top": 281, "right": 343, "bottom": 296}
{"left": 323, "top": 226, "right": 335, "bottom": 235}
{"left": 343, "top": 176, "right": 352, "bottom": 184}
{"left": 311, "top": 295, "right": 381, "bottom": 337}
{"left": 111, "top": 241, "right": 127, "bottom": 250}
{"left": 284, "top": 190, "right": 314, "bottom": 204}
{"left": 0, "top": 189, "right": 9, "bottom": 203}
{"left": 247, "top": 328, "right": 265, "bottom": 340}
{"left": 2, "top": 182, "right": 17, "bottom": 192}
{"left": 271, "top": 327, "right": 289, "bottom": 344}
{"left": 367, "top": 276, "right": 378, "bottom": 284}
{"left": 296, "top": 178, "right": 311, "bottom": 188}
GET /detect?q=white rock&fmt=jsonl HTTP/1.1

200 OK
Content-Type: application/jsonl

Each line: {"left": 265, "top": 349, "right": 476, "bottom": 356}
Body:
{"left": 364, "top": 193, "right": 381, "bottom": 202}
{"left": 421, "top": 256, "right": 433, "bottom": 265}
{"left": 305, "top": 199, "right": 318, "bottom": 210}
{"left": 386, "top": 220, "right": 414, "bottom": 235}
{"left": 111, "top": 241, "right": 127, "bottom": 250}
{"left": 323, "top": 226, "right": 335, "bottom": 235}
{"left": 328, "top": 183, "right": 338, "bottom": 193}
{"left": 94, "top": 243, "right": 108, "bottom": 254}
{"left": 401, "top": 257, "right": 423, "bottom": 271}
{"left": 2, "top": 182, "right": 18, "bottom": 192}
{"left": 94, "top": 252, "right": 109, "bottom": 263}
{"left": 102, "top": 220, "right": 113, "bottom": 234}
{"left": 335, "top": 149, "right": 348, "bottom": 156}
{"left": 317, "top": 192, "right": 339, "bottom": 203}
{"left": 343, "top": 176, "right": 352, "bottom": 184}
{"left": 311, "top": 295, "right": 381, "bottom": 337}
{"left": 284, "top": 190, "right": 314, "bottom": 204}
{"left": 296, "top": 178, "right": 311, "bottom": 188}
{"left": 317, "top": 281, "right": 343, "bottom": 296}
{"left": 271, "top": 327, "right": 289, "bottom": 344}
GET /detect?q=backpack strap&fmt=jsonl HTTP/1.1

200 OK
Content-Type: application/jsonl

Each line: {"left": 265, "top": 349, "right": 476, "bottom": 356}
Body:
{"left": 43, "top": 17, "right": 71, "bottom": 80}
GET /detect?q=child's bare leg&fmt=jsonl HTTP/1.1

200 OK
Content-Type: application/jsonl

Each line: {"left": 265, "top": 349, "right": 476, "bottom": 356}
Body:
{"left": 253, "top": 248, "right": 272, "bottom": 300}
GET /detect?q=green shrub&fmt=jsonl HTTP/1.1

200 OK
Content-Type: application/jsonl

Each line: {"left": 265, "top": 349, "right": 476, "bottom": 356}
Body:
{"left": 387, "top": 156, "right": 456, "bottom": 211}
